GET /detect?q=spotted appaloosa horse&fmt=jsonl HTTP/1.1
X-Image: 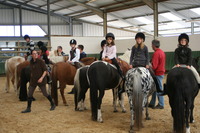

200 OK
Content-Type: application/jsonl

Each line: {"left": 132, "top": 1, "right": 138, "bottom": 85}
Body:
{"left": 5, "top": 56, "right": 25, "bottom": 93}
{"left": 165, "top": 67, "right": 199, "bottom": 133}
{"left": 125, "top": 67, "right": 156, "bottom": 133}
{"left": 51, "top": 57, "right": 97, "bottom": 106}
{"left": 87, "top": 59, "right": 130, "bottom": 122}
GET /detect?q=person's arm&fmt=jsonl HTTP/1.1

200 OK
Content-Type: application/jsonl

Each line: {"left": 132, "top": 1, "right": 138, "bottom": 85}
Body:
{"left": 145, "top": 46, "right": 150, "bottom": 67}
{"left": 38, "top": 60, "right": 47, "bottom": 83}
{"left": 108, "top": 46, "right": 116, "bottom": 59}
{"left": 68, "top": 51, "right": 71, "bottom": 61}
{"left": 174, "top": 48, "right": 180, "bottom": 66}
{"left": 72, "top": 49, "right": 80, "bottom": 62}
{"left": 38, "top": 71, "right": 47, "bottom": 83}
{"left": 130, "top": 46, "right": 134, "bottom": 65}
{"left": 102, "top": 46, "right": 106, "bottom": 59}
{"left": 152, "top": 52, "right": 159, "bottom": 70}
{"left": 187, "top": 48, "right": 192, "bottom": 67}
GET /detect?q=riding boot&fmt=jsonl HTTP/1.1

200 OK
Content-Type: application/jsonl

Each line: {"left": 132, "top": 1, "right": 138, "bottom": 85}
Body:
{"left": 74, "top": 62, "right": 81, "bottom": 69}
{"left": 21, "top": 97, "right": 32, "bottom": 113}
{"left": 47, "top": 75, "right": 52, "bottom": 84}
{"left": 47, "top": 95, "right": 56, "bottom": 111}
{"left": 68, "top": 87, "right": 75, "bottom": 94}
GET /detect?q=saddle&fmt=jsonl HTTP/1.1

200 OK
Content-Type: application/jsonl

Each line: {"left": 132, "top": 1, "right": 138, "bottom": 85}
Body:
{"left": 103, "top": 58, "right": 112, "bottom": 64}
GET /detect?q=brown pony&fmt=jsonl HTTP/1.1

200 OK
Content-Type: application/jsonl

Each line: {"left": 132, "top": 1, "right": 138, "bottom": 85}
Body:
{"left": 51, "top": 57, "right": 97, "bottom": 106}
{"left": 15, "top": 61, "right": 30, "bottom": 93}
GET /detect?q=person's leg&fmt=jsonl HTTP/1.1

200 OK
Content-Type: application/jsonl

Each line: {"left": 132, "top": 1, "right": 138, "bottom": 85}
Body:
{"left": 74, "top": 62, "right": 81, "bottom": 69}
{"left": 21, "top": 86, "right": 36, "bottom": 113}
{"left": 148, "top": 68, "right": 162, "bottom": 92}
{"left": 155, "top": 75, "right": 164, "bottom": 109}
{"left": 149, "top": 92, "right": 156, "bottom": 108}
{"left": 111, "top": 58, "right": 124, "bottom": 79}
{"left": 40, "top": 85, "right": 56, "bottom": 111}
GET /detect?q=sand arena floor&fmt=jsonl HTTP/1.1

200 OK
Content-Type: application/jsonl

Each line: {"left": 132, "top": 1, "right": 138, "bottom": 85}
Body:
{"left": 0, "top": 76, "right": 200, "bottom": 133}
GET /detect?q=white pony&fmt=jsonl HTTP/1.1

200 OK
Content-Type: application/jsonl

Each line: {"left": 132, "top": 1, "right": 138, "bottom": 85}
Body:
{"left": 118, "top": 48, "right": 131, "bottom": 64}
{"left": 5, "top": 56, "right": 25, "bottom": 93}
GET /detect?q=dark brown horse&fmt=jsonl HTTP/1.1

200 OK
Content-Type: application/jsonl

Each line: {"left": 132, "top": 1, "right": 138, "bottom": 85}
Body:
{"left": 51, "top": 57, "right": 97, "bottom": 106}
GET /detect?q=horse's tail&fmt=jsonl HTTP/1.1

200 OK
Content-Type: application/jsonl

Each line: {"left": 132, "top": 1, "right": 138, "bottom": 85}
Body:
{"left": 173, "top": 79, "right": 185, "bottom": 133}
{"left": 51, "top": 64, "right": 58, "bottom": 106}
{"left": 5, "top": 59, "right": 10, "bottom": 92}
{"left": 89, "top": 68, "right": 98, "bottom": 121}
{"left": 74, "top": 68, "right": 80, "bottom": 110}
{"left": 133, "top": 74, "right": 143, "bottom": 130}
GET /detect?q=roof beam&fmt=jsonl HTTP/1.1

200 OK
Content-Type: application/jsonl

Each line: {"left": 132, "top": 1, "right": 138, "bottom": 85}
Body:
{"left": 108, "top": 12, "right": 153, "bottom": 36}
{"left": 4, "top": 0, "right": 71, "bottom": 23}
{"left": 52, "top": 4, "right": 77, "bottom": 12}
{"left": 106, "top": 0, "right": 168, "bottom": 12}
{"left": 142, "top": 0, "right": 154, "bottom": 9}
{"left": 39, "top": 0, "right": 63, "bottom": 8}
{"left": 66, "top": 0, "right": 103, "bottom": 18}
{"left": 159, "top": 3, "right": 200, "bottom": 25}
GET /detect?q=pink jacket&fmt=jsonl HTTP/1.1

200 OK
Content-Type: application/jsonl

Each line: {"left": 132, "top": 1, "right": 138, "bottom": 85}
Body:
{"left": 102, "top": 45, "right": 117, "bottom": 59}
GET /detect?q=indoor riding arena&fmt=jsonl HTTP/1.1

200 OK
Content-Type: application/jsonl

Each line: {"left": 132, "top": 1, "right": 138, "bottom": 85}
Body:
{"left": 0, "top": 0, "right": 200, "bottom": 133}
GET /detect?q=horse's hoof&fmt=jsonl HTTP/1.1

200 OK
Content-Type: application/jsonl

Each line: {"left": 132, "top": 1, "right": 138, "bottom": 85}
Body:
{"left": 146, "top": 117, "right": 151, "bottom": 120}
{"left": 78, "top": 108, "right": 84, "bottom": 111}
{"left": 64, "top": 103, "right": 69, "bottom": 106}
{"left": 190, "top": 120, "right": 195, "bottom": 123}
{"left": 113, "top": 110, "right": 118, "bottom": 113}
{"left": 98, "top": 120, "right": 103, "bottom": 123}
{"left": 122, "top": 110, "right": 126, "bottom": 113}
{"left": 129, "top": 129, "right": 134, "bottom": 133}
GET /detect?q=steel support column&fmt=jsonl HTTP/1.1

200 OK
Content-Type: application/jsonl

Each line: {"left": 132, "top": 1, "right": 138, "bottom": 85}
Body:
{"left": 19, "top": 6, "right": 22, "bottom": 37}
{"left": 103, "top": 11, "right": 107, "bottom": 37}
{"left": 47, "top": 0, "right": 51, "bottom": 41}
{"left": 153, "top": 0, "right": 158, "bottom": 38}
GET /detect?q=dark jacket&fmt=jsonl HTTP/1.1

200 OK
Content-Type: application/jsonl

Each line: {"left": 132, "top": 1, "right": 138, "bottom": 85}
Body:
{"left": 40, "top": 53, "right": 49, "bottom": 64}
{"left": 80, "top": 52, "right": 87, "bottom": 60}
{"left": 30, "top": 58, "right": 47, "bottom": 87}
{"left": 130, "top": 44, "right": 149, "bottom": 67}
{"left": 99, "top": 50, "right": 103, "bottom": 60}
{"left": 174, "top": 45, "right": 192, "bottom": 66}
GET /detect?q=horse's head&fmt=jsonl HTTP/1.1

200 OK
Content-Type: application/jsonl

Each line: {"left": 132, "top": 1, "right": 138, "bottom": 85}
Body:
{"left": 117, "top": 58, "right": 130, "bottom": 75}
{"left": 80, "top": 57, "right": 97, "bottom": 65}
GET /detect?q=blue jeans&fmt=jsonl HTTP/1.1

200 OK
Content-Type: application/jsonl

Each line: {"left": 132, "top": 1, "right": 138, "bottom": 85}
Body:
{"left": 149, "top": 75, "right": 164, "bottom": 107}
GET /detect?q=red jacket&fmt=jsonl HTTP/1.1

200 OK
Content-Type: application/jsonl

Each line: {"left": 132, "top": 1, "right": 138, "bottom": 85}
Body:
{"left": 152, "top": 48, "right": 166, "bottom": 76}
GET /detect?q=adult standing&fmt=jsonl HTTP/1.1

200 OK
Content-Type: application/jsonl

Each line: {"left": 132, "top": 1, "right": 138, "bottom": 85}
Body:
{"left": 21, "top": 50, "right": 56, "bottom": 113}
{"left": 149, "top": 40, "right": 166, "bottom": 109}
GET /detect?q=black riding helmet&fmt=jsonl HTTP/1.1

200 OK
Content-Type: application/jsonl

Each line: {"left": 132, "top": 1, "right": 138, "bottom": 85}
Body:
{"left": 40, "top": 46, "right": 47, "bottom": 53}
{"left": 24, "top": 35, "right": 30, "bottom": 40}
{"left": 178, "top": 33, "right": 189, "bottom": 43}
{"left": 69, "top": 39, "right": 77, "bottom": 45}
{"left": 135, "top": 32, "right": 145, "bottom": 41}
{"left": 106, "top": 33, "right": 115, "bottom": 40}
{"left": 101, "top": 40, "right": 106, "bottom": 48}
{"left": 37, "top": 41, "right": 44, "bottom": 48}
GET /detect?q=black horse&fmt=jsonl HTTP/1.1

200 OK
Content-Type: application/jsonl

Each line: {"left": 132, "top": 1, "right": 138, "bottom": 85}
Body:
{"left": 19, "top": 66, "right": 30, "bottom": 101}
{"left": 87, "top": 61, "right": 126, "bottom": 122}
{"left": 165, "top": 67, "right": 199, "bottom": 133}
{"left": 74, "top": 65, "right": 126, "bottom": 112}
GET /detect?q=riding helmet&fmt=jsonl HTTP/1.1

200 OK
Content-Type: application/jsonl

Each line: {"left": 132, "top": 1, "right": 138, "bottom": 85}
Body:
{"left": 135, "top": 32, "right": 145, "bottom": 41}
{"left": 106, "top": 33, "right": 115, "bottom": 40}
{"left": 178, "top": 33, "right": 189, "bottom": 42}
{"left": 24, "top": 35, "right": 30, "bottom": 40}
{"left": 37, "top": 41, "right": 44, "bottom": 48}
{"left": 101, "top": 40, "right": 106, "bottom": 48}
{"left": 69, "top": 39, "right": 77, "bottom": 45}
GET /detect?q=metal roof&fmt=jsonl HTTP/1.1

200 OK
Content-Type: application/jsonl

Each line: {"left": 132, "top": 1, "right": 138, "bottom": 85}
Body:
{"left": 0, "top": 0, "right": 200, "bottom": 36}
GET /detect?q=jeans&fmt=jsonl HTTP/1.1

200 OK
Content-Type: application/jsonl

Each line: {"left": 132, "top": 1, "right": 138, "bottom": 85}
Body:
{"left": 149, "top": 75, "right": 164, "bottom": 107}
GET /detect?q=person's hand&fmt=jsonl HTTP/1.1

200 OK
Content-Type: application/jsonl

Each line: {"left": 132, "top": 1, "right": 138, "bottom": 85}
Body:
{"left": 129, "top": 65, "right": 133, "bottom": 69}
{"left": 187, "top": 65, "right": 191, "bottom": 69}
{"left": 38, "top": 77, "right": 43, "bottom": 83}
{"left": 176, "top": 64, "right": 180, "bottom": 67}
{"left": 146, "top": 65, "right": 149, "bottom": 69}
